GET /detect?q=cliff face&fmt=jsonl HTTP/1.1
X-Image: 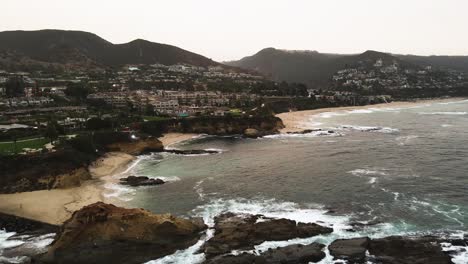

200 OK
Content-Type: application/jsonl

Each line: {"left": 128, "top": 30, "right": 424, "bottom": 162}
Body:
{"left": 41, "top": 202, "right": 207, "bottom": 264}
{"left": 0, "top": 136, "right": 164, "bottom": 194}
{"left": 106, "top": 137, "right": 164, "bottom": 155}
{"left": 142, "top": 116, "right": 285, "bottom": 137}
{"left": 0, "top": 149, "right": 96, "bottom": 194}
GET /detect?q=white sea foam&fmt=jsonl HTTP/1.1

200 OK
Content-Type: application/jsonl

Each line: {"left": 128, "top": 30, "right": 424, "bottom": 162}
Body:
{"left": 348, "top": 109, "right": 375, "bottom": 114}
{"left": 419, "top": 111, "right": 467, "bottom": 115}
{"left": 441, "top": 241, "right": 468, "bottom": 264}
{"left": 368, "top": 177, "right": 377, "bottom": 185}
{"left": 338, "top": 125, "right": 399, "bottom": 134}
{"left": 396, "top": 135, "right": 419, "bottom": 146}
{"left": 264, "top": 130, "right": 342, "bottom": 139}
{"left": 317, "top": 112, "right": 349, "bottom": 119}
{"left": 0, "top": 231, "right": 54, "bottom": 263}
{"left": 349, "top": 169, "right": 389, "bottom": 177}
{"left": 102, "top": 182, "right": 135, "bottom": 201}
{"left": 0, "top": 231, "right": 23, "bottom": 251}
{"left": 441, "top": 124, "right": 454, "bottom": 127}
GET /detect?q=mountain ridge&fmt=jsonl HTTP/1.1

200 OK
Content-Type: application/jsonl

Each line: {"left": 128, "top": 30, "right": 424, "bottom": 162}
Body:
{"left": 226, "top": 48, "right": 468, "bottom": 88}
{"left": 0, "top": 29, "right": 219, "bottom": 70}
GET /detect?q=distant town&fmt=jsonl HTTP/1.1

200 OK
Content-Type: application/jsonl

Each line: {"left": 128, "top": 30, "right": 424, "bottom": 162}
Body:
{"left": 1, "top": 55, "right": 467, "bottom": 155}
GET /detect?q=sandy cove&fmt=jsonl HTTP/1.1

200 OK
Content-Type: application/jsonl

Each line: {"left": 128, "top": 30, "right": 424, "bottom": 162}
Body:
{"left": 277, "top": 98, "right": 467, "bottom": 133}
{"left": 0, "top": 133, "right": 198, "bottom": 225}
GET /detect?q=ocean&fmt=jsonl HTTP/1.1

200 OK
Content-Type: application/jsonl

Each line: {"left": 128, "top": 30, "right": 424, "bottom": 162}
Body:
{"left": 2, "top": 99, "right": 468, "bottom": 263}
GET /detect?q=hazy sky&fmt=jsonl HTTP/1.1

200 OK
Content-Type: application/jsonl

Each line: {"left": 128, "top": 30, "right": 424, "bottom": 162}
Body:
{"left": 2, "top": 0, "right": 468, "bottom": 61}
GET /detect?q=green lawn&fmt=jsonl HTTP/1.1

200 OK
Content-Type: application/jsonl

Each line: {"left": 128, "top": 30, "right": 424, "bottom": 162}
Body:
{"left": 0, "top": 138, "right": 50, "bottom": 155}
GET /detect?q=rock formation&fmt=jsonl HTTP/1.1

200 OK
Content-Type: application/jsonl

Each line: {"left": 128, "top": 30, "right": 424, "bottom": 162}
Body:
{"left": 120, "top": 176, "right": 165, "bottom": 186}
{"left": 106, "top": 137, "right": 164, "bottom": 155}
{"left": 204, "top": 243, "right": 326, "bottom": 264}
{"left": 243, "top": 128, "right": 261, "bottom": 138}
{"left": 40, "top": 202, "right": 207, "bottom": 264}
{"left": 328, "top": 236, "right": 454, "bottom": 264}
{"left": 203, "top": 213, "right": 333, "bottom": 257}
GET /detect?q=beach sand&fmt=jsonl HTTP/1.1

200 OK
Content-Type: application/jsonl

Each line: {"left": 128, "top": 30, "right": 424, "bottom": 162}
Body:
{"left": 0, "top": 152, "right": 135, "bottom": 225}
{"left": 0, "top": 133, "right": 199, "bottom": 225}
{"left": 277, "top": 98, "right": 467, "bottom": 133}
{"left": 158, "top": 133, "right": 199, "bottom": 148}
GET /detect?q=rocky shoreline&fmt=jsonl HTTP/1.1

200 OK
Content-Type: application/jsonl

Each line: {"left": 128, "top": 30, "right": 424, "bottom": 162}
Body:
{"left": 1, "top": 204, "right": 465, "bottom": 264}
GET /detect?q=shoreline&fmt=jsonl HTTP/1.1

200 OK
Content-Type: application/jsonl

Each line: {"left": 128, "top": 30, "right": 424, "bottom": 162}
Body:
{"left": 276, "top": 97, "right": 468, "bottom": 133}
{"left": 0, "top": 133, "right": 198, "bottom": 225}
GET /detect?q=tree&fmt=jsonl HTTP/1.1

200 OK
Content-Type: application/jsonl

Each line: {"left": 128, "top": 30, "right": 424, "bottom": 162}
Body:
{"left": 5, "top": 76, "right": 25, "bottom": 98}
{"left": 44, "top": 121, "right": 59, "bottom": 144}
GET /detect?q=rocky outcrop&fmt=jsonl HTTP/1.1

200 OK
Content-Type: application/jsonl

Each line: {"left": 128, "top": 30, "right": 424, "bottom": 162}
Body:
{"left": 106, "top": 137, "right": 164, "bottom": 155}
{"left": 0, "top": 212, "right": 58, "bottom": 234}
{"left": 0, "top": 149, "right": 96, "bottom": 194}
{"left": 328, "top": 236, "right": 453, "bottom": 264}
{"left": 368, "top": 236, "right": 453, "bottom": 264}
{"left": 243, "top": 128, "right": 261, "bottom": 138}
{"left": 164, "top": 149, "right": 220, "bottom": 155}
{"left": 329, "top": 237, "right": 370, "bottom": 262}
{"left": 120, "top": 176, "right": 165, "bottom": 186}
{"left": 205, "top": 243, "right": 326, "bottom": 264}
{"left": 142, "top": 115, "right": 285, "bottom": 137}
{"left": 203, "top": 213, "right": 333, "bottom": 257}
{"left": 40, "top": 202, "right": 207, "bottom": 264}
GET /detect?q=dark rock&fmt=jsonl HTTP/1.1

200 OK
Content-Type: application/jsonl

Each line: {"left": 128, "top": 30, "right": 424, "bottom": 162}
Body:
{"left": 203, "top": 213, "right": 333, "bottom": 256}
{"left": 368, "top": 236, "right": 453, "bottom": 264}
{"left": 205, "top": 253, "right": 265, "bottom": 264}
{"left": 165, "top": 149, "right": 219, "bottom": 155}
{"left": 261, "top": 243, "right": 326, "bottom": 263}
{"left": 120, "top": 176, "right": 165, "bottom": 186}
{"left": 39, "top": 202, "right": 207, "bottom": 264}
{"left": 449, "top": 239, "right": 467, "bottom": 247}
{"left": 0, "top": 212, "right": 58, "bottom": 234}
{"left": 204, "top": 243, "right": 326, "bottom": 264}
{"left": 329, "top": 237, "right": 370, "bottom": 263}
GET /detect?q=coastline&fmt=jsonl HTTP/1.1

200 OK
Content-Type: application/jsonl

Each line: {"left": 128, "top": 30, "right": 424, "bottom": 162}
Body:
{"left": 0, "top": 152, "right": 135, "bottom": 225}
{"left": 276, "top": 97, "right": 468, "bottom": 133}
{"left": 158, "top": 133, "right": 200, "bottom": 148}
{"left": 0, "top": 133, "right": 198, "bottom": 225}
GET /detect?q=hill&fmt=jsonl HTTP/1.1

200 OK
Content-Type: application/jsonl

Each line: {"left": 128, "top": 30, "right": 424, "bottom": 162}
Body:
{"left": 226, "top": 48, "right": 468, "bottom": 88}
{"left": 0, "top": 30, "right": 219, "bottom": 70}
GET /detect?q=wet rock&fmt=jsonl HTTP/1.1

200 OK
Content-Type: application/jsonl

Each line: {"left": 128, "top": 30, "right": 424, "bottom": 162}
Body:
{"left": 0, "top": 212, "right": 58, "bottom": 234}
{"left": 204, "top": 243, "right": 326, "bottom": 264}
{"left": 120, "top": 176, "right": 165, "bottom": 186}
{"left": 164, "top": 149, "right": 219, "bottom": 155}
{"left": 368, "top": 236, "right": 452, "bottom": 264}
{"left": 287, "top": 129, "right": 323, "bottom": 135}
{"left": 329, "top": 237, "right": 370, "bottom": 263}
{"left": 39, "top": 202, "right": 207, "bottom": 264}
{"left": 244, "top": 128, "right": 261, "bottom": 138}
{"left": 205, "top": 253, "right": 264, "bottom": 264}
{"left": 261, "top": 243, "right": 326, "bottom": 263}
{"left": 203, "top": 213, "right": 333, "bottom": 256}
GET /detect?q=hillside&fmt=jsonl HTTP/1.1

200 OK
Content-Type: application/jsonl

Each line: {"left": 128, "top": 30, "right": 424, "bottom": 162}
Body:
{"left": 0, "top": 30, "right": 219, "bottom": 70}
{"left": 227, "top": 48, "right": 468, "bottom": 88}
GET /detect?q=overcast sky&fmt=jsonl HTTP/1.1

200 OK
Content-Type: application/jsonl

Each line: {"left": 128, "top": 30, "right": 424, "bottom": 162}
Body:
{"left": 2, "top": 0, "right": 468, "bottom": 61}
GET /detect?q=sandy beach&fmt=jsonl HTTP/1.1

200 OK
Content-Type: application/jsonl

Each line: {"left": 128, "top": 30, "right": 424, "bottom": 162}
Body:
{"left": 277, "top": 98, "right": 467, "bottom": 133}
{"left": 0, "top": 152, "right": 135, "bottom": 225}
{"left": 0, "top": 134, "right": 198, "bottom": 225}
{"left": 158, "top": 133, "right": 199, "bottom": 148}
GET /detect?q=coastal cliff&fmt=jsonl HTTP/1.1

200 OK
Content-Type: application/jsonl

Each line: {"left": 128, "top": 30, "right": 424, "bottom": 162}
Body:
{"left": 40, "top": 202, "right": 207, "bottom": 264}
{"left": 142, "top": 115, "right": 285, "bottom": 137}
{"left": 0, "top": 149, "right": 96, "bottom": 194}
{"left": 0, "top": 135, "right": 164, "bottom": 194}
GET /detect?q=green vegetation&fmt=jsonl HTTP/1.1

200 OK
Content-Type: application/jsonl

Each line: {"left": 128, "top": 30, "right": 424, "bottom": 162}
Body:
{"left": 0, "top": 137, "right": 49, "bottom": 155}
{"left": 143, "top": 116, "right": 171, "bottom": 122}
